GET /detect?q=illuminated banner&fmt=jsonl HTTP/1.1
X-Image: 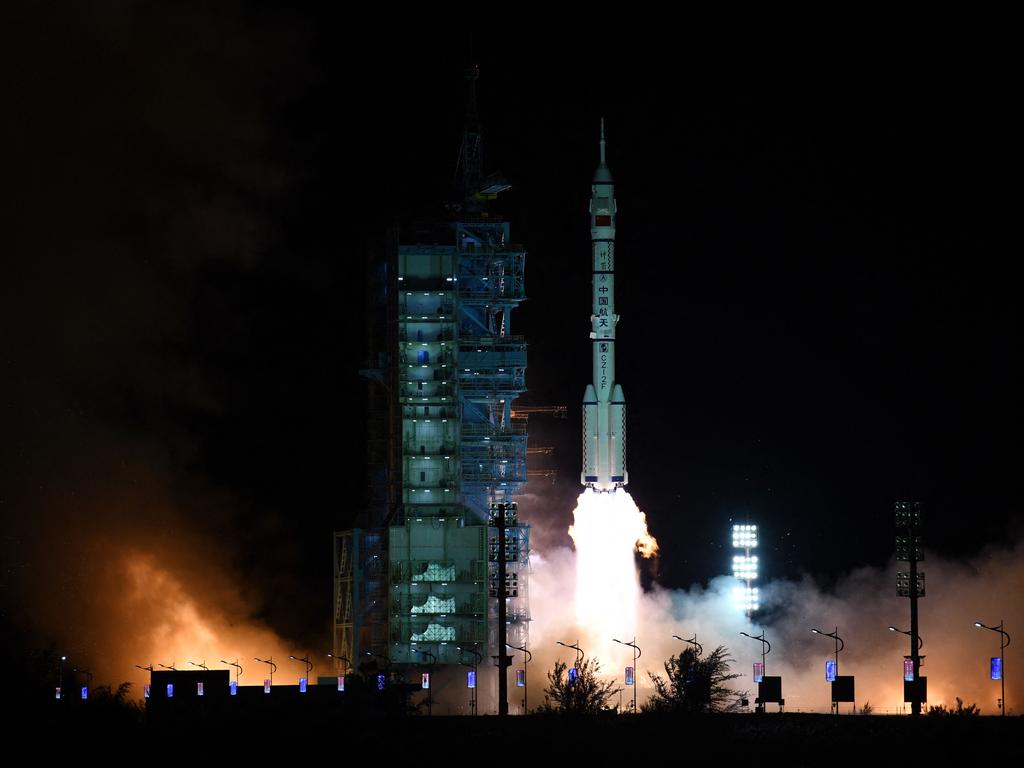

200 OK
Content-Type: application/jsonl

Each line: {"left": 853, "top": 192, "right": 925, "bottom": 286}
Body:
{"left": 337, "top": 675, "right": 345, "bottom": 692}
{"left": 422, "top": 673, "right": 430, "bottom": 690}
{"left": 55, "top": 687, "right": 61, "bottom": 700}
{"left": 568, "top": 667, "right": 578, "bottom": 686}
{"left": 625, "top": 667, "right": 634, "bottom": 686}
{"left": 516, "top": 669, "right": 525, "bottom": 687}
{"left": 904, "top": 659, "right": 914, "bottom": 682}
{"left": 377, "top": 674, "right": 386, "bottom": 691}
{"left": 144, "top": 684, "right": 151, "bottom": 699}
{"left": 197, "top": 682, "right": 204, "bottom": 697}
{"left": 264, "top": 679, "right": 271, "bottom": 694}
{"left": 467, "top": 671, "right": 476, "bottom": 689}
{"left": 299, "top": 677, "right": 307, "bottom": 693}
{"left": 167, "top": 684, "right": 174, "bottom": 698}
{"left": 753, "top": 662, "right": 764, "bottom": 683}
{"left": 230, "top": 681, "right": 237, "bottom": 696}
{"left": 825, "top": 660, "right": 837, "bottom": 682}
{"left": 81, "top": 687, "right": 88, "bottom": 700}
{"left": 991, "top": 657, "right": 1002, "bottom": 681}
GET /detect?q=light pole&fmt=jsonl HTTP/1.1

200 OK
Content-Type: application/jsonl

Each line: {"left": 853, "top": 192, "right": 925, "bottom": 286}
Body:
{"left": 158, "top": 662, "right": 178, "bottom": 671}
{"left": 672, "top": 634, "right": 703, "bottom": 656}
{"left": 888, "top": 626, "right": 924, "bottom": 650}
{"left": 220, "top": 659, "right": 243, "bottom": 686}
{"left": 975, "top": 620, "right": 1010, "bottom": 716}
{"left": 556, "top": 640, "right": 584, "bottom": 667}
{"left": 189, "top": 660, "right": 209, "bottom": 671}
{"left": 740, "top": 630, "right": 771, "bottom": 712}
{"left": 457, "top": 645, "right": 482, "bottom": 716}
{"left": 506, "top": 642, "right": 531, "bottom": 714}
{"left": 811, "top": 627, "right": 844, "bottom": 714}
{"left": 254, "top": 656, "right": 277, "bottom": 687}
{"left": 327, "top": 653, "right": 350, "bottom": 675}
{"left": 58, "top": 655, "right": 67, "bottom": 699}
{"left": 612, "top": 637, "right": 641, "bottom": 713}
{"left": 364, "top": 650, "right": 391, "bottom": 691}
{"left": 289, "top": 655, "right": 313, "bottom": 686}
{"left": 413, "top": 649, "right": 436, "bottom": 716}
{"left": 135, "top": 663, "right": 154, "bottom": 689}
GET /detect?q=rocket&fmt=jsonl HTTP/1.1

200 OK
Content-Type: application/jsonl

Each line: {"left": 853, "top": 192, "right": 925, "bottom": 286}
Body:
{"left": 581, "top": 120, "right": 627, "bottom": 492}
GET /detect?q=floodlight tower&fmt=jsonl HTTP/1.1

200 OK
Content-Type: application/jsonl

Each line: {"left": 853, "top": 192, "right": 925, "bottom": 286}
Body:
{"left": 732, "top": 524, "right": 759, "bottom": 619}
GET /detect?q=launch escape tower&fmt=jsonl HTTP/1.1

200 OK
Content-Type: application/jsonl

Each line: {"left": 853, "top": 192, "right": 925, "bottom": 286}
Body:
{"left": 335, "top": 68, "right": 530, "bottom": 689}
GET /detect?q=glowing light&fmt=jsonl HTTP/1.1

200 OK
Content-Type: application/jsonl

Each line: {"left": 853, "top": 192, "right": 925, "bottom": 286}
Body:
{"left": 732, "top": 555, "right": 759, "bottom": 580}
{"left": 732, "top": 525, "right": 758, "bottom": 548}
{"left": 568, "top": 488, "right": 658, "bottom": 658}
{"left": 731, "top": 586, "right": 759, "bottom": 611}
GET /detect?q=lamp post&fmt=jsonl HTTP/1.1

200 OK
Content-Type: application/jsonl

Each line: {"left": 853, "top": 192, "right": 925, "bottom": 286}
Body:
{"left": 58, "top": 655, "right": 68, "bottom": 699}
{"left": 975, "top": 620, "right": 1010, "bottom": 716}
{"left": 158, "top": 663, "right": 178, "bottom": 671}
{"left": 189, "top": 661, "right": 209, "bottom": 671}
{"left": 289, "top": 655, "right": 313, "bottom": 687}
{"left": 672, "top": 634, "right": 703, "bottom": 657}
{"left": 220, "top": 659, "right": 243, "bottom": 686}
{"left": 506, "top": 642, "right": 531, "bottom": 714}
{"left": 811, "top": 627, "right": 844, "bottom": 714}
{"left": 888, "top": 626, "right": 924, "bottom": 650}
{"left": 413, "top": 649, "right": 436, "bottom": 716}
{"left": 364, "top": 650, "right": 391, "bottom": 691}
{"left": 327, "top": 652, "right": 350, "bottom": 678}
{"left": 556, "top": 640, "right": 584, "bottom": 668}
{"left": 612, "top": 637, "right": 641, "bottom": 713}
{"left": 740, "top": 630, "right": 771, "bottom": 712}
{"left": 457, "top": 645, "right": 482, "bottom": 716}
{"left": 254, "top": 656, "right": 277, "bottom": 687}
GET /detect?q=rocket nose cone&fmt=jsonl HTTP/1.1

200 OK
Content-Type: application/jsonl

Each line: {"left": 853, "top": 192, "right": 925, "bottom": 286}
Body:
{"left": 583, "top": 384, "right": 597, "bottom": 401}
{"left": 611, "top": 384, "right": 625, "bottom": 401}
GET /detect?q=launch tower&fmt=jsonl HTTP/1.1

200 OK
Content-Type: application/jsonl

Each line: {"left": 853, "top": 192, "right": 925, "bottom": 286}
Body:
{"left": 335, "top": 68, "right": 530, "bottom": 702}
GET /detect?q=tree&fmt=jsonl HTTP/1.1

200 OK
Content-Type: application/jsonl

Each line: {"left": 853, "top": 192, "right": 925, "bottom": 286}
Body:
{"left": 538, "top": 657, "right": 620, "bottom": 714}
{"left": 643, "top": 645, "right": 745, "bottom": 713}
{"left": 927, "top": 697, "right": 980, "bottom": 717}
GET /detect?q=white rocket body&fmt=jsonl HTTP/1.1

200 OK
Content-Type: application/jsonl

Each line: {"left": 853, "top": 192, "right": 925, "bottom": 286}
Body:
{"left": 582, "top": 122, "right": 627, "bottom": 492}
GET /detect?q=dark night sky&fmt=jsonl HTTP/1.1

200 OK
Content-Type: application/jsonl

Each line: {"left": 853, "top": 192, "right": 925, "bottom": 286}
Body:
{"left": 2, "top": 7, "right": 1019, "bottom": 654}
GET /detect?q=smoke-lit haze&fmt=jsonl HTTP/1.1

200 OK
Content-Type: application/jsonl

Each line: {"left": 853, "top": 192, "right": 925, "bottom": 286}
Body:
{"left": 530, "top": 504, "right": 1022, "bottom": 714}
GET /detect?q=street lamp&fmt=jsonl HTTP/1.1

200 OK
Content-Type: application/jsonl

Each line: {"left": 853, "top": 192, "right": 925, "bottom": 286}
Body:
{"left": 506, "top": 643, "right": 531, "bottom": 714}
{"left": 556, "top": 640, "right": 584, "bottom": 667}
{"left": 220, "top": 659, "right": 243, "bottom": 685}
{"left": 254, "top": 656, "right": 277, "bottom": 687}
{"left": 888, "top": 626, "right": 924, "bottom": 650}
{"left": 672, "top": 634, "right": 703, "bottom": 657}
{"left": 289, "top": 655, "right": 313, "bottom": 685}
{"left": 457, "top": 645, "right": 482, "bottom": 716}
{"left": 58, "top": 655, "right": 68, "bottom": 698}
{"left": 364, "top": 650, "right": 391, "bottom": 691}
{"left": 612, "top": 637, "right": 641, "bottom": 713}
{"left": 158, "top": 662, "right": 178, "bottom": 671}
{"left": 811, "top": 627, "right": 844, "bottom": 714}
{"left": 740, "top": 630, "right": 771, "bottom": 711}
{"left": 327, "top": 653, "right": 350, "bottom": 674}
{"left": 975, "top": 620, "right": 1010, "bottom": 716}
{"left": 189, "top": 660, "right": 209, "bottom": 671}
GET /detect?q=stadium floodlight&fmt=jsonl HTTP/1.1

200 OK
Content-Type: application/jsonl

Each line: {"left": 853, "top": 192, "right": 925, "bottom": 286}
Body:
{"left": 732, "top": 555, "right": 759, "bottom": 580}
{"left": 732, "top": 524, "right": 758, "bottom": 548}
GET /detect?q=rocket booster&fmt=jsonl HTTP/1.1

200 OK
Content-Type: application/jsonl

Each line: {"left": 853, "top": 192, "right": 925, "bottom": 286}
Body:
{"left": 582, "top": 120, "right": 627, "bottom": 492}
